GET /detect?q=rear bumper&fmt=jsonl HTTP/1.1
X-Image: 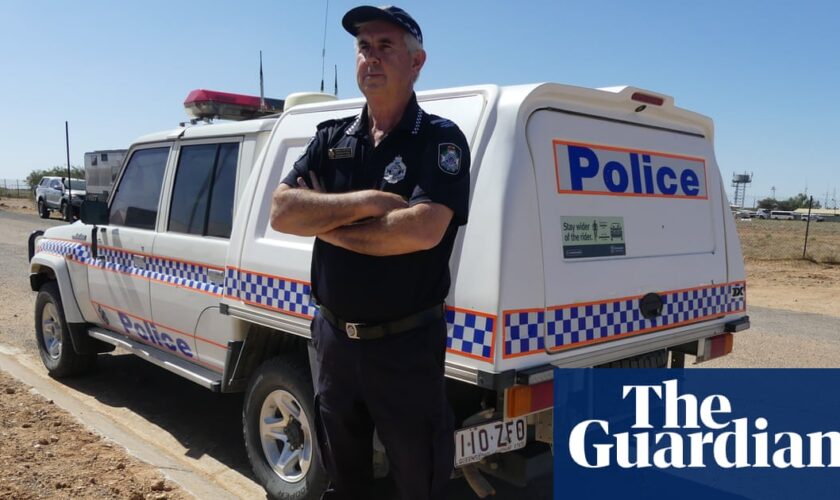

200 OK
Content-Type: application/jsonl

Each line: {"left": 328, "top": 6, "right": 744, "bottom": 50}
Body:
{"left": 546, "top": 315, "right": 748, "bottom": 369}
{"left": 449, "top": 315, "right": 749, "bottom": 390}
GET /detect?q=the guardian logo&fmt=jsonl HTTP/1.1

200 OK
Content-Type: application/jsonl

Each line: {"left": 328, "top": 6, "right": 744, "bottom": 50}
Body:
{"left": 569, "top": 379, "right": 840, "bottom": 469}
{"left": 553, "top": 141, "right": 708, "bottom": 199}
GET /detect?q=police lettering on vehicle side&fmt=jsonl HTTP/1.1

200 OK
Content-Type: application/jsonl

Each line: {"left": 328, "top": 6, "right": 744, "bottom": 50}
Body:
{"left": 117, "top": 312, "right": 194, "bottom": 358}
{"left": 553, "top": 141, "right": 708, "bottom": 199}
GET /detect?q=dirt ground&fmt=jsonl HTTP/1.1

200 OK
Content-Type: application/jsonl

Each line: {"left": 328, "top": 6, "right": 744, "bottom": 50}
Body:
{"left": 1, "top": 198, "right": 838, "bottom": 498}
{"left": 0, "top": 196, "right": 35, "bottom": 214}
{"left": 737, "top": 218, "right": 840, "bottom": 317}
{"left": 0, "top": 371, "right": 189, "bottom": 500}
{"left": 1, "top": 197, "right": 194, "bottom": 498}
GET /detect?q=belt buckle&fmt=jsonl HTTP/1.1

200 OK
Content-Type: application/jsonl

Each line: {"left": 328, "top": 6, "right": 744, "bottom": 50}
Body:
{"left": 345, "top": 322, "right": 361, "bottom": 339}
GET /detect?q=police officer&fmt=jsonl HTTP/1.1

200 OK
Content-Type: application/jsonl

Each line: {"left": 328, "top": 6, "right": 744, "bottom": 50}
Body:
{"left": 270, "top": 5, "right": 470, "bottom": 499}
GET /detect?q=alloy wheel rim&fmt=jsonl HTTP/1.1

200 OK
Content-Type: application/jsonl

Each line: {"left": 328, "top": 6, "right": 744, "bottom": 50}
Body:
{"left": 258, "top": 389, "right": 313, "bottom": 483}
{"left": 41, "top": 303, "right": 62, "bottom": 360}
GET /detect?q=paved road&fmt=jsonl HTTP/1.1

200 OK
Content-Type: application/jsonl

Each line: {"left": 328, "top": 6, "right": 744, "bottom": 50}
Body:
{"left": 3, "top": 208, "right": 839, "bottom": 498}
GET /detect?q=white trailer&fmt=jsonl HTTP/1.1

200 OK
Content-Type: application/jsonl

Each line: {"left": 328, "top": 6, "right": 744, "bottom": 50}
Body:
{"left": 84, "top": 149, "right": 127, "bottom": 201}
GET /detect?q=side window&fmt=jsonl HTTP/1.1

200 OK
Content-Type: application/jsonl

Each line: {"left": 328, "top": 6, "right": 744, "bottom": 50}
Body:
{"left": 168, "top": 142, "right": 239, "bottom": 238}
{"left": 109, "top": 147, "right": 170, "bottom": 229}
{"left": 207, "top": 143, "right": 238, "bottom": 238}
{"left": 50, "top": 180, "right": 61, "bottom": 189}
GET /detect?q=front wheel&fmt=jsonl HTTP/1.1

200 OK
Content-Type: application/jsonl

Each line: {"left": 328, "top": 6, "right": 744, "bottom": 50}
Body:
{"left": 37, "top": 199, "right": 50, "bottom": 219}
{"left": 34, "top": 282, "right": 97, "bottom": 377}
{"left": 243, "top": 355, "right": 327, "bottom": 500}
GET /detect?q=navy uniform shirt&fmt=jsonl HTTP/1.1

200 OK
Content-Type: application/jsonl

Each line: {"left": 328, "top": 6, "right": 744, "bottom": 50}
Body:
{"left": 281, "top": 94, "right": 470, "bottom": 324}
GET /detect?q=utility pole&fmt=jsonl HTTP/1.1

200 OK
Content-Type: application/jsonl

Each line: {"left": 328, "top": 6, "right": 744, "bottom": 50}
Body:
{"left": 65, "top": 121, "right": 72, "bottom": 221}
{"left": 803, "top": 196, "right": 813, "bottom": 259}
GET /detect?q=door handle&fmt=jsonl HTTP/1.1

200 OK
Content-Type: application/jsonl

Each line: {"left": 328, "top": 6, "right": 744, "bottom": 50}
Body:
{"left": 132, "top": 255, "right": 146, "bottom": 269}
{"left": 208, "top": 268, "right": 225, "bottom": 286}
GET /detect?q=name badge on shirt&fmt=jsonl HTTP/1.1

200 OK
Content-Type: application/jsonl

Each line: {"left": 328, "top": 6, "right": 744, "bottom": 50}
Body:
{"left": 328, "top": 147, "right": 353, "bottom": 160}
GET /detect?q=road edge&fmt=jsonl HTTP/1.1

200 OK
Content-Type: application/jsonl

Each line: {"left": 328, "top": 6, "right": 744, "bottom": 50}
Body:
{"left": 0, "top": 344, "right": 260, "bottom": 500}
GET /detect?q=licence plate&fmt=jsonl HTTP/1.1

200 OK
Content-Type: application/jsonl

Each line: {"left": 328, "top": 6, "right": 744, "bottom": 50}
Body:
{"left": 454, "top": 416, "right": 527, "bottom": 467}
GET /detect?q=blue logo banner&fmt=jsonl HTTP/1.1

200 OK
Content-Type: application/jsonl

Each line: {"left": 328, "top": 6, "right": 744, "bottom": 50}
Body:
{"left": 553, "top": 369, "right": 840, "bottom": 500}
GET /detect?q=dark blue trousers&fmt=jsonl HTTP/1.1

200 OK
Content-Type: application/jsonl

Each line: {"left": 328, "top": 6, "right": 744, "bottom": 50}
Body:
{"left": 310, "top": 313, "right": 454, "bottom": 500}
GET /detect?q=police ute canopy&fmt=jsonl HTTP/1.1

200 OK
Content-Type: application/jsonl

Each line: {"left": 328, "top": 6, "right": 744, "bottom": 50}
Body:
{"left": 28, "top": 82, "right": 749, "bottom": 499}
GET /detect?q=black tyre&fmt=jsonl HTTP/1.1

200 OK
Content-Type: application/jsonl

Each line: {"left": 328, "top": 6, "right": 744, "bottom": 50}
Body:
{"left": 595, "top": 349, "right": 669, "bottom": 369}
{"left": 243, "top": 355, "right": 327, "bottom": 500}
{"left": 34, "top": 282, "right": 96, "bottom": 377}
{"left": 37, "top": 199, "right": 50, "bottom": 219}
{"left": 61, "top": 201, "right": 72, "bottom": 222}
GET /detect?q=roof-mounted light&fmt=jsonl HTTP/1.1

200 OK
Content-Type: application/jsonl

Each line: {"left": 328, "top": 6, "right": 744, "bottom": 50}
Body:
{"left": 631, "top": 92, "right": 665, "bottom": 106}
{"left": 183, "top": 89, "right": 284, "bottom": 121}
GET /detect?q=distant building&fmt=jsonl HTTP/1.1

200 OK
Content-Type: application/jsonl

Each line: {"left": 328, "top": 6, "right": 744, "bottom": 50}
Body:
{"left": 84, "top": 149, "right": 127, "bottom": 201}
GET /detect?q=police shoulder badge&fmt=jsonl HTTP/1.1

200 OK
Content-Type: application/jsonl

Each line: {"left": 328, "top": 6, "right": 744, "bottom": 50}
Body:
{"left": 383, "top": 156, "right": 407, "bottom": 184}
{"left": 438, "top": 143, "right": 461, "bottom": 175}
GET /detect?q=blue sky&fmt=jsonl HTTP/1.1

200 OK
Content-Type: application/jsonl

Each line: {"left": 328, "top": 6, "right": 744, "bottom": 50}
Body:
{"left": 1, "top": 0, "right": 838, "bottom": 206}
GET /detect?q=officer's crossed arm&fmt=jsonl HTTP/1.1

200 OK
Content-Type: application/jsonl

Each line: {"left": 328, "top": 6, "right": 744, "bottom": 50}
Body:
{"left": 270, "top": 182, "right": 407, "bottom": 237}
{"left": 317, "top": 201, "right": 454, "bottom": 256}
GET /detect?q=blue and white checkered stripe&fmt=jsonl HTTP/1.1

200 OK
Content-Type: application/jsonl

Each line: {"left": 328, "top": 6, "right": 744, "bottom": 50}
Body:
{"left": 446, "top": 308, "right": 495, "bottom": 361}
{"left": 148, "top": 257, "right": 208, "bottom": 283}
{"left": 504, "top": 311, "right": 545, "bottom": 357}
{"left": 38, "top": 239, "right": 90, "bottom": 261}
{"left": 225, "top": 268, "right": 240, "bottom": 298}
{"left": 236, "top": 270, "right": 317, "bottom": 318}
{"left": 727, "top": 282, "right": 746, "bottom": 313}
{"left": 37, "top": 239, "right": 223, "bottom": 295}
{"left": 546, "top": 284, "right": 741, "bottom": 350}
{"left": 146, "top": 257, "right": 222, "bottom": 295}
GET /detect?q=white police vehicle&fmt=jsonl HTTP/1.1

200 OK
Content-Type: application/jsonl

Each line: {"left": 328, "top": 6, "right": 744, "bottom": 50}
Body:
{"left": 29, "top": 83, "right": 750, "bottom": 499}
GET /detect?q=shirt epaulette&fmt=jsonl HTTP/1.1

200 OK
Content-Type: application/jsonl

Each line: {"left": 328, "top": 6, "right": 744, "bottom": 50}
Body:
{"left": 316, "top": 115, "right": 356, "bottom": 130}
{"left": 427, "top": 115, "right": 458, "bottom": 130}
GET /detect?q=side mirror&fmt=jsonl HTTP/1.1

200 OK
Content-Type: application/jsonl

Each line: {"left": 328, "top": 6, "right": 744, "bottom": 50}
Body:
{"left": 80, "top": 200, "right": 108, "bottom": 225}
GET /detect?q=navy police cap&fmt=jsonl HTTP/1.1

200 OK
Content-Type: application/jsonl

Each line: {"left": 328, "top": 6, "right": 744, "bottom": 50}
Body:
{"left": 342, "top": 5, "right": 423, "bottom": 45}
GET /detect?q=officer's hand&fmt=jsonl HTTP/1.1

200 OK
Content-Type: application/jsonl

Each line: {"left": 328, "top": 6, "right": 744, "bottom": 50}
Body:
{"left": 364, "top": 190, "right": 408, "bottom": 217}
{"left": 297, "top": 172, "right": 325, "bottom": 193}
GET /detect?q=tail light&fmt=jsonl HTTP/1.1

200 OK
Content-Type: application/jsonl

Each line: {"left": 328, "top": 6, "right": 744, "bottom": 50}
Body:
{"left": 696, "top": 333, "right": 734, "bottom": 363}
{"left": 505, "top": 380, "right": 554, "bottom": 419}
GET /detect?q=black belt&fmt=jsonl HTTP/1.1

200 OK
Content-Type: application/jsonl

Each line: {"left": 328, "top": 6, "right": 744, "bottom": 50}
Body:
{"left": 318, "top": 304, "right": 444, "bottom": 340}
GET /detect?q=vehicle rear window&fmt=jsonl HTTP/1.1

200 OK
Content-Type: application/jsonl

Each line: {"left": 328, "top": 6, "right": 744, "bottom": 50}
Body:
{"left": 109, "top": 147, "right": 170, "bottom": 230}
{"left": 168, "top": 142, "right": 239, "bottom": 238}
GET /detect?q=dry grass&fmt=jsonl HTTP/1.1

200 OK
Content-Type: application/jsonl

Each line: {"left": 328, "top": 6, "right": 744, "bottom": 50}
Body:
{"left": 736, "top": 218, "right": 840, "bottom": 264}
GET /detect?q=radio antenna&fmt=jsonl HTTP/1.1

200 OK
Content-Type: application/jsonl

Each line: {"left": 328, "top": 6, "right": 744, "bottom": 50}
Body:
{"left": 320, "top": 0, "right": 330, "bottom": 92}
{"left": 259, "top": 50, "right": 265, "bottom": 110}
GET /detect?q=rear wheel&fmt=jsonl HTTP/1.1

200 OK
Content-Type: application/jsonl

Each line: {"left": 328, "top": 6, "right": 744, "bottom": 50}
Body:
{"left": 34, "top": 282, "right": 96, "bottom": 377}
{"left": 61, "top": 201, "right": 72, "bottom": 222}
{"left": 37, "top": 199, "right": 50, "bottom": 219}
{"left": 243, "top": 355, "right": 327, "bottom": 500}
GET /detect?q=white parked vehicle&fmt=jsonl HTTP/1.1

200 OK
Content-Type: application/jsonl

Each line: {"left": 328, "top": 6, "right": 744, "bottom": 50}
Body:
{"left": 800, "top": 213, "right": 824, "bottom": 222}
{"left": 28, "top": 84, "right": 749, "bottom": 498}
{"left": 770, "top": 210, "right": 796, "bottom": 220}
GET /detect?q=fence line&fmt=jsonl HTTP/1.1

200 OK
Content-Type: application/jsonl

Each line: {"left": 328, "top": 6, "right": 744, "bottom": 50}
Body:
{"left": 0, "top": 179, "right": 31, "bottom": 198}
